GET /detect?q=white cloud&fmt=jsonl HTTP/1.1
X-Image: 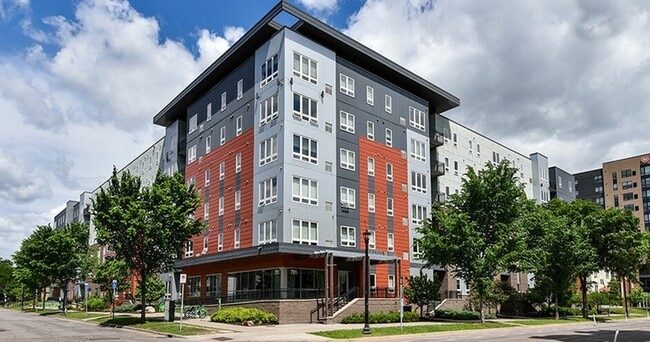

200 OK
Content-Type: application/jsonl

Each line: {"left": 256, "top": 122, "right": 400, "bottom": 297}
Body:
{"left": 345, "top": 0, "right": 650, "bottom": 172}
{"left": 297, "top": 0, "right": 338, "bottom": 14}
{"left": 0, "top": 210, "right": 53, "bottom": 260}
{"left": 196, "top": 26, "right": 245, "bottom": 70}
{"left": 0, "top": 0, "right": 29, "bottom": 21}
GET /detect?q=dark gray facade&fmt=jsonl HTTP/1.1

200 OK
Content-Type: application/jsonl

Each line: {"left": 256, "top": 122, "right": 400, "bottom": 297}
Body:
{"left": 549, "top": 166, "right": 576, "bottom": 202}
{"left": 574, "top": 168, "right": 604, "bottom": 207}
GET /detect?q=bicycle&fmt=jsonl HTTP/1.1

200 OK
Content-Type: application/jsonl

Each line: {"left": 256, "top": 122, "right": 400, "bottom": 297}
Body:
{"left": 183, "top": 305, "right": 208, "bottom": 319}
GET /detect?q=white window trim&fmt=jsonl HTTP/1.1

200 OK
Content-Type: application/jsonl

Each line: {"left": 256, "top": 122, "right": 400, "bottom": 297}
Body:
{"left": 387, "top": 233, "right": 394, "bottom": 251}
{"left": 293, "top": 134, "right": 318, "bottom": 165}
{"left": 292, "top": 176, "right": 318, "bottom": 206}
{"left": 385, "top": 128, "right": 393, "bottom": 147}
{"left": 385, "top": 95, "right": 392, "bottom": 113}
{"left": 366, "top": 86, "right": 374, "bottom": 106}
{"left": 293, "top": 93, "right": 318, "bottom": 124}
{"left": 218, "top": 232, "right": 223, "bottom": 252}
{"left": 218, "top": 196, "right": 224, "bottom": 216}
{"left": 340, "top": 226, "right": 356, "bottom": 247}
{"left": 236, "top": 153, "right": 242, "bottom": 173}
{"left": 259, "top": 177, "right": 278, "bottom": 206}
{"left": 292, "top": 51, "right": 318, "bottom": 84}
{"left": 368, "top": 193, "right": 375, "bottom": 213}
{"left": 260, "top": 54, "right": 278, "bottom": 87}
{"left": 386, "top": 163, "right": 393, "bottom": 181}
{"left": 236, "top": 116, "right": 243, "bottom": 136}
{"left": 221, "top": 92, "right": 227, "bottom": 111}
{"left": 219, "top": 162, "right": 225, "bottom": 180}
{"left": 234, "top": 229, "right": 240, "bottom": 249}
{"left": 260, "top": 94, "right": 279, "bottom": 125}
{"left": 258, "top": 220, "right": 277, "bottom": 245}
{"left": 292, "top": 219, "right": 318, "bottom": 245}
{"left": 340, "top": 187, "right": 356, "bottom": 209}
{"left": 387, "top": 197, "right": 394, "bottom": 216}
{"left": 237, "top": 79, "right": 243, "bottom": 100}
{"left": 367, "top": 121, "right": 374, "bottom": 140}
{"left": 339, "top": 73, "right": 355, "bottom": 97}
{"left": 260, "top": 136, "right": 278, "bottom": 166}
{"left": 220, "top": 126, "right": 226, "bottom": 146}
{"left": 189, "top": 114, "right": 198, "bottom": 133}
{"left": 339, "top": 111, "right": 355, "bottom": 134}
{"left": 368, "top": 157, "right": 375, "bottom": 176}
{"left": 340, "top": 148, "right": 355, "bottom": 171}
{"left": 235, "top": 190, "right": 241, "bottom": 210}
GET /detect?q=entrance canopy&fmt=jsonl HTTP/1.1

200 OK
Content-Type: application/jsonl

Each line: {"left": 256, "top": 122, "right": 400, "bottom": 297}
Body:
{"left": 312, "top": 249, "right": 400, "bottom": 264}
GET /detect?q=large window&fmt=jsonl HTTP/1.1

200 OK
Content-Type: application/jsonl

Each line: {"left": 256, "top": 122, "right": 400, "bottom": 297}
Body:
{"left": 340, "top": 187, "right": 356, "bottom": 208}
{"left": 206, "top": 274, "right": 222, "bottom": 297}
{"left": 260, "top": 135, "right": 278, "bottom": 166}
{"left": 339, "top": 73, "right": 355, "bottom": 97}
{"left": 293, "top": 93, "right": 318, "bottom": 124}
{"left": 293, "top": 134, "right": 318, "bottom": 164}
{"left": 187, "top": 276, "right": 201, "bottom": 297}
{"left": 622, "top": 180, "right": 633, "bottom": 190}
{"left": 259, "top": 220, "right": 277, "bottom": 245}
{"left": 409, "top": 106, "right": 426, "bottom": 131}
{"left": 292, "top": 52, "right": 317, "bottom": 84}
{"left": 340, "top": 149, "right": 355, "bottom": 171}
{"left": 292, "top": 176, "right": 318, "bottom": 205}
{"left": 259, "top": 177, "right": 278, "bottom": 206}
{"left": 340, "top": 226, "right": 356, "bottom": 247}
{"left": 292, "top": 220, "right": 318, "bottom": 245}
{"left": 228, "top": 269, "right": 281, "bottom": 300}
{"left": 411, "top": 171, "right": 427, "bottom": 193}
{"left": 412, "top": 204, "right": 427, "bottom": 225}
{"left": 410, "top": 139, "right": 426, "bottom": 161}
{"left": 621, "top": 169, "right": 634, "bottom": 178}
{"left": 260, "top": 94, "right": 278, "bottom": 125}
{"left": 260, "top": 54, "right": 279, "bottom": 87}
{"left": 339, "top": 111, "right": 355, "bottom": 133}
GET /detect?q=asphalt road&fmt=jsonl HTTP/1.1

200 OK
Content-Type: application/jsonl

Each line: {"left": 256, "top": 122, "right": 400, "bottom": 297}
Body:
{"left": 0, "top": 309, "right": 178, "bottom": 342}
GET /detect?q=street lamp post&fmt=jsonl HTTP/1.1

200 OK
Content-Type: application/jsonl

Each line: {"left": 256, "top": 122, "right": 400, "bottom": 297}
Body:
{"left": 362, "top": 230, "right": 371, "bottom": 335}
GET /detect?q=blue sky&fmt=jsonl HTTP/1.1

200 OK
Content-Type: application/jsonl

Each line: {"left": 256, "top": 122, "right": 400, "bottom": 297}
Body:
{"left": 1, "top": 0, "right": 650, "bottom": 259}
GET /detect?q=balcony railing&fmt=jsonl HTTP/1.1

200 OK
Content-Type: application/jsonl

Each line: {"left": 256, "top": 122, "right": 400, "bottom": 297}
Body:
{"left": 431, "top": 131, "right": 444, "bottom": 147}
{"left": 434, "top": 192, "right": 446, "bottom": 203}
{"left": 431, "top": 161, "right": 445, "bottom": 176}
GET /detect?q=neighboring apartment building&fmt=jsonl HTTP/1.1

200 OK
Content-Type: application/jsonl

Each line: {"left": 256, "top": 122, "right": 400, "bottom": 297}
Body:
{"left": 549, "top": 166, "right": 576, "bottom": 202}
{"left": 153, "top": 2, "right": 458, "bottom": 320}
{"left": 574, "top": 168, "right": 605, "bottom": 207}
{"left": 530, "top": 153, "right": 550, "bottom": 204}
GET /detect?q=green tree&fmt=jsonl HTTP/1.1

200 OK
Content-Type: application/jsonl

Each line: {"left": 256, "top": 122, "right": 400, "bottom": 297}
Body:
{"left": 417, "top": 160, "right": 527, "bottom": 322}
{"left": 404, "top": 271, "right": 441, "bottom": 317}
{"left": 93, "top": 169, "right": 203, "bottom": 321}
{"left": 135, "top": 276, "right": 165, "bottom": 306}
{"left": 0, "top": 258, "right": 13, "bottom": 304}
{"left": 51, "top": 222, "right": 90, "bottom": 312}
{"left": 628, "top": 287, "right": 646, "bottom": 307}
{"left": 13, "top": 225, "right": 58, "bottom": 309}
{"left": 592, "top": 208, "right": 648, "bottom": 317}
{"left": 93, "top": 257, "right": 130, "bottom": 293}
{"left": 522, "top": 202, "right": 590, "bottom": 319}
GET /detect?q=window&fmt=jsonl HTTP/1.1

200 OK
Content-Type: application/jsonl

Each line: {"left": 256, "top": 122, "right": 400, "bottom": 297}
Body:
{"left": 234, "top": 228, "right": 240, "bottom": 249}
{"left": 206, "top": 274, "right": 222, "bottom": 297}
{"left": 614, "top": 195, "right": 620, "bottom": 208}
{"left": 293, "top": 134, "right": 318, "bottom": 164}
{"left": 558, "top": 176, "right": 563, "bottom": 188}
{"left": 260, "top": 94, "right": 278, "bottom": 125}
{"left": 235, "top": 190, "right": 241, "bottom": 210}
{"left": 368, "top": 193, "right": 375, "bottom": 212}
{"left": 596, "top": 197, "right": 604, "bottom": 206}
{"left": 219, "top": 161, "right": 225, "bottom": 180}
{"left": 189, "top": 114, "right": 198, "bottom": 133}
{"left": 292, "top": 220, "right": 318, "bottom": 245}
{"left": 370, "top": 274, "right": 376, "bottom": 289}
{"left": 367, "top": 121, "right": 374, "bottom": 140}
{"left": 366, "top": 86, "right": 374, "bottom": 105}
{"left": 444, "top": 157, "right": 449, "bottom": 170}
{"left": 218, "top": 196, "right": 224, "bottom": 216}
{"left": 340, "top": 149, "right": 355, "bottom": 171}
{"left": 368, "top": 157, "right": 375, "bottom": 176}
{"left": 469, "top": 140, "right": 473, "bottom": 151}
{"left": 595, "top": 186, "right": 603, "bottom": 193}
{"left": 411, "top": 171, "right": 427, "bottom": 193}
{"left": 452, "top": 133, "right": 457, "bottom": 144}
{"left": 569, "top": 181, "right": 572, "bottom": 193}
{"left": 236, "top": 116, "right": 242, "bottom": 136}
{"left": 205, "top": 169, "right": 210, "bottom": 187}
{"left": 412, "top": 204, "right": 427, "bottom": 224}
{"left": 292, "top": 52, "right": 317, "bottom": 84}
{"left": 387, "top": 233, "right": 394, "bottom": 251}
{"left": 259, "top": 220, "right": 277, "bottom": 245}
{"left": 339, "top": 73, "right": 355, "bottom": 96}
{"left": 237, "top": 79, "right": 243, "bottom": 100}
{"left": 387, "top": 197, "right": 393, "bottom": 216}
{"left": 454, "top": 161, "right": 459, "bottom": 172}
{"left": 385, "top": 128, "right": 393, "bottom": 147}
{"left": 622, "top": 169, "right": 633, "bottom": 178}
{"left": 386, "top": 163, "right": 393, "bottom": 181}
{"left": 292, "top": 176, "right": 318, "bottom": 205}
{"left": 221, "top": 92, "right": 227, "bottom": 111}
{"left": 235, "top": 153, "right": 242, "bottom": 173}
{"left": 385, "top": 95, "right": 392, "bottom": 113}
{"left": 260, "top": 136, "right": 278, "bottom": 166}
{"left": 409, "top": 106, "right": 425, "bottom": 131}
{"left": 220, "top": 126, "right": 226, "bottom": 145}
{"left": 205, "top": 135, "right": 212, "bottom": 154}
{"left": 204, "top": 202, "right": 209, "bottom": 220}
{"left": 339, "top": 111, "right": 355, "bottom": 133}
{"left": 293, "top": 93, "right": 318, "bottom": 123}
{"left": 260, "top": 54, "right": 278, "bottom": 87}
{"left": 184, "top": 240, "right": 194, "bottom": 257}
{"left": 187, "top": 276, "right": 200, "bottom": 297}
{"left": 623, "top": 192, "right": 634, "bottom": 201}
{"left": 218, "top": 232, "right": 223, "bottom": 251}
{"left": 622, "top": 181, "right": 633, "bottom": 190}
{"left": 188, "top": 145, "right": 197, "bottom": 163}
{"left": 410, "top": 139, "right": 426, "bottom": 161}
{"left": 388, "top": 275, "right": 395, "bottom": 291}
{"left": 259, "top": 177, "right": 278, "bottom": 206}
{"left": 412, "top": 241, "right": 421, "bottom": 259}
{"left": 340, "top": 226, "right": 356, "bottom": 247}
{"left": 340, "top": 187, "right": 356, "bottom": 208}
{"left": 369, "top": 230, "right": 376, "bottom": 249}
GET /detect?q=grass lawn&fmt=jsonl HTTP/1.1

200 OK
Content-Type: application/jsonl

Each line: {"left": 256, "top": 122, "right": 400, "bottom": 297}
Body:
{"left": 94, "top": 316, "right": 214, "bottom": 336}
{"left": 506, "top": 317, "right": 600, "bottom": 326}
{"left": 37, "top": 311, "right": 110, "bottom": 320}
{"left": 312, "top": 322, "right": 510, "bottom": 339}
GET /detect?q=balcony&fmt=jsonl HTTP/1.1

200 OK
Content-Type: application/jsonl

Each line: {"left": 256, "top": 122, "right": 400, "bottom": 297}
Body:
{"left": 431, "top": 131, "right": 444, "bottom": 147}
{"left": 434, "top": 192, "right": 446, "bottom": 203}
{"left": 431, "top": 161, "right": 445, "bottom": 176}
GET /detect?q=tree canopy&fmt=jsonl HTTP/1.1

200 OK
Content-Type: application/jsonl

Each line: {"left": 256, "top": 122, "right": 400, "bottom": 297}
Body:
{"left": 93, "top": 169, "right": 203, "bottom": 320}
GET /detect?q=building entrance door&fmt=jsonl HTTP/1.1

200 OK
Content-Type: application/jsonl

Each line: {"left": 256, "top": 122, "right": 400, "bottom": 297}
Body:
{"left": 337, "top": 271, "right": 354, "bottom": 297}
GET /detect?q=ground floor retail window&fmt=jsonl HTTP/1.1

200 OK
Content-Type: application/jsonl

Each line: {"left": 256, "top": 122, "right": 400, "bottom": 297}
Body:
{"left": 206, "top": 274, "right": 222, "bottom": 297}
{"left": 187, "top": 276, "right": 201, "bottom": 297}
{"left": 227, "top": 269, "right": 281, "bottom": 301}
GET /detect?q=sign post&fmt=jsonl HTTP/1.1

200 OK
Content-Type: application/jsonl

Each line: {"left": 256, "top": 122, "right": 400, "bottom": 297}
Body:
{"left": 111, "top": 279, "right": 117, "bottom": 319}
{"left": 85, "top": 283, "right": 89, "bottom": 316}
{"left": 179, "top": 274, "right": 186, "bottom": 331}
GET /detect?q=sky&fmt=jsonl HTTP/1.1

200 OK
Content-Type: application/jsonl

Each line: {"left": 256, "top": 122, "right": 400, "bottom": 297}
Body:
{"left": 1, "top": 0, "right": 649, "bottom": 260}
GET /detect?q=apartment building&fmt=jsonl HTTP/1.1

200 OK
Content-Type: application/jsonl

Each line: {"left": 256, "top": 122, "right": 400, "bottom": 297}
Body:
{"left": 549, "top": 166, "right": 576, "bottom": 202}
{"left": 153, "top": 2, "right": 458, "bottom": 320}
{"left": 574, "top": 168, "right": 605, "bottom": 207}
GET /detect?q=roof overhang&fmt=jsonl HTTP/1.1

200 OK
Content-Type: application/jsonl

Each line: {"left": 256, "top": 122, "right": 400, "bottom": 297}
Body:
{"left": 153, "top": 0, "right": 459, "bottom": 128}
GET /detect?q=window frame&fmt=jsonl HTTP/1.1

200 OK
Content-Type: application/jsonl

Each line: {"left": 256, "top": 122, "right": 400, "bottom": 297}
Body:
{"left": 292, "top": 134, "right": 318, "bottom": 165}
{"left": 292, "top": 176, "right": 319, "bottom": 206}
{"left": 340, "top": 187, "right": 356, "bottom": 209}
{"left": 339, "top": 73, "right": 355, "bottom": 97}
{"left": 340, "top": 226, "right": 356, "bottom": 247}
{"left": 339, "top": 111, "right": 355, "bottom": 133}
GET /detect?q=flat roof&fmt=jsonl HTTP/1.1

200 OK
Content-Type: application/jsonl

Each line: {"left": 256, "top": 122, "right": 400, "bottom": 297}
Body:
{"left": 153, "top": 0, "right": 459, "bottom": 127}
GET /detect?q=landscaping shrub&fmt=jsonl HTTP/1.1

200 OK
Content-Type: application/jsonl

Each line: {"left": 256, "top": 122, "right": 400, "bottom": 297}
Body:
{"left": 210, "top": 307, "right": 278, "bottom": 325}
{"left": 341, "top": 311, "right": 420, "bottom": 323}
{"left": 86, "top": 297, "right": 108, "bottom": 311}
{"left": 540, "top": 306, "right": 581, "bottom": 317}
{"left": 113, "top": 303, "right": 142, "bottom": 312}
{"left": 434, "top": 309, "right": 495, "bottom": 320}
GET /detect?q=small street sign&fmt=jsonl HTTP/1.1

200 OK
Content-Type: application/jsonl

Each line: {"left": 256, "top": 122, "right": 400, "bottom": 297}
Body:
{"left": 111, "top": 279, "right": 117, "bottom": 290}
{"left": 180, "top": 273, "right": 187, "bottom": 284}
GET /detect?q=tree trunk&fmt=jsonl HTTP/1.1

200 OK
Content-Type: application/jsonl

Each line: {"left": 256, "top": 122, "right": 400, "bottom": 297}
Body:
{"left": 622, "top": 277, "right": 629, "bottom": 319}
{"left": 479, "top": 293, "right": 485, "bottom": 323}
{"left": 140, "top": 274, "right": 146, "bottom": 322}
{"left": 580, "top": 276, "right": 588, "bottom": 318}
{"left": 554, "top": 295, "right": 559, "bottom": 320}
{"left": 62, "top": 282, "right": 67, "bottom": 314}
{"left": 42, "top": 287, "right": 46, "bottom": 310}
